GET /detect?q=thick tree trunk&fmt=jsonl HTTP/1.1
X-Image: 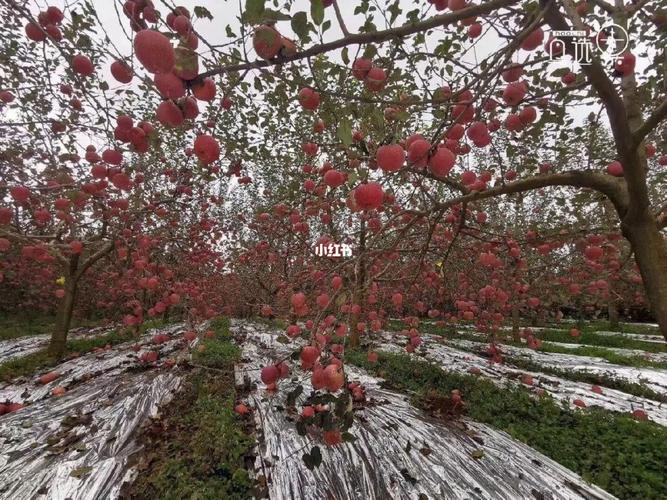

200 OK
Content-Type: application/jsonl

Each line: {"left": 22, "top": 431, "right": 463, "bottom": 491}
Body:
{"left": 48, "top": 276, "right": 78, "bottom": 358}
{"left": 622, "top": 219, "right": 667, "bottom": 341}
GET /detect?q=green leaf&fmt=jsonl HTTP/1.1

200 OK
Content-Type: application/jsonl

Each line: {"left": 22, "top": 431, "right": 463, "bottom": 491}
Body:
{"left": 286, "top": 384, "right": 303, "bottom": 407}
{"left": 321, "top": 411, "right": 336, "bottom": 431}
{"left": 193, "top": 6, "right": 213, "bottom": 20}
{"left": 363, "top": 45, "right": 377, "bottom": 59}
{"left": 310, "top": 446, "right": 322, "bottom": 467}
{"left": 370, "top": 108, "right": 384, "bottom": 128}
{"left": 341, "top": 47, "right": 350, "bottom": 65}
{"left": 254, "top": 76, "right": 264, "bottom": 91}
{"left": 523, "top": 1, "right": 538, "bottom": 13}
{"left": 263, "top": 9, "right": 291, "bottom": 21}
{"left": 337, "top": 118, "right": 353, "bottom": 146}
{"left": 342, "top": 410, "right": 354, "bottom": 430}
{"left": 245, "top": 0, "right": 265, "bottom": 24}
{"left": 291, "top": 11, "right": 309, "bottom": 40}
{"left": 302, "top": 451, "right": 313, "bottom": 469}
{"left": 302, "top": 446, "right": 321, "bottom": 469}
{"left": 334, "top": 393, "right": 348, "bottom": 417}
{"left": 342, "top": 432, "right": 356, "bottom": 442}
{"left": 387, "top": 0, "right": 401, "bottom": 24}
{"left": 311, "top": 0, "right": 325, "bottom": 26}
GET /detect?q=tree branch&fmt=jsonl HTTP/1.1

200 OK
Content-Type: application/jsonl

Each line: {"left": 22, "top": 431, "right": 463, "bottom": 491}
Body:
{"left": 633, "top": 98, "right": 667, "bottom": 147}
{"left": 432, "top": 171, "right": 628, "bottom": 214}
{"left": 587, "top": 0, "right": 616, "bottom": 14}
{"left": 199, "top": 0, "right": 519, "bottom": 78}
{"left": 0, "top": 227, "right": 69, "bottom": 266}
{"left": 332, "top": 0, "right": 350, "bottom": 37}
{"left": 626, "top": 0, "right": 652, "bottom": 14}
{"left": 544, "top": 1, "right": 632, "bottom": 155}
{"left": 74, "top": 241, "right": 114, "bottom": 281}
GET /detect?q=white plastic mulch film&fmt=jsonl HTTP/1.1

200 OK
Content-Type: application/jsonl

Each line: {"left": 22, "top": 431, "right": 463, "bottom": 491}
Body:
{"left": 233, "top": 320, "right": 616, "bottom": 500}
{"left": 1, "top": 319, "right": 663, "bottom": 499}
{"left": 0, "top": 323, "right": 189, "bottom": 499}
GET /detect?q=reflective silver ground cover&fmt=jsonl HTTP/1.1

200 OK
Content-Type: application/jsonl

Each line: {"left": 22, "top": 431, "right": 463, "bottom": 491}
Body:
{"left": 447, "top": 336, "right": 667, "bottom": 397}
{"left": 233, "top": 320, "right": 615, "bottom": 500}
{"left": 375, "top": 331, "right": 667, "bottom": 426}
{"left": 453, "top": 328, "right": 667, "bottom": 362}
{"left": 0, "top": 323, "right": 189, "bottom": 499}
{"left": 0, "top": 326, "right": 116, "bottom": 365}
{"left": 0, "top": 319, "right": 659, "bottom": 499}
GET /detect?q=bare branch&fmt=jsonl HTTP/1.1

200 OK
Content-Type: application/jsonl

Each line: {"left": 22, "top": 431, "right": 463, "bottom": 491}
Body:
{"left": 332, "top": 0, "right": 351, "bottom": 37}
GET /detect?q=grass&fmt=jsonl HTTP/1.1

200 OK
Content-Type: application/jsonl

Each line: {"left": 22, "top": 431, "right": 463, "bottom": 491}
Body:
{"left": 442, "top": 321, "right": 663, "bottom": 354}
{"left": 0, "top": 329, "right": 132, "bottom": 382}
{"left": 124, "top": 317, "right": 257, "bottom": 499}
{"left": 253, "top": 316, "right": 288, "bottom": 329}
{"left": 390, "top": 317, "right": 664, "bottom": 342}
{"left": 346, "top": 349, "right": 667, "bottom": 500}
{"left": 534, "top": 328, "right": 666, "bottom": 353}
{"left": 569, "top": 319, "right": 660, "bottom": 336}
{"left": 536, "top": 343, "right": 667, "bottom": 369}
{"left": 0, "top": 318, "right": 169, "bottom": 382}
{"left": 450, "top": 335, "right": 667, "bottom": 370}
{"left": 0, "top": 314, "right": 100, "bottom": 341}
{"left": 193, "top": 317, "right": 242, "bottom": 370}
{"left": 0, "top": 349, "right": 59, "bottom": 383}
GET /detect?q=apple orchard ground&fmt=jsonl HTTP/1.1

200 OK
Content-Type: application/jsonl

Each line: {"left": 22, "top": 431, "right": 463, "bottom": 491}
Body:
{"left": 0, "top": 317, "right": 665, "bottom": 499}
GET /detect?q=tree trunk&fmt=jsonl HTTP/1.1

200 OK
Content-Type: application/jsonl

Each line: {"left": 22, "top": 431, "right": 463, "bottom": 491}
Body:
{"left": 511, "top": 302, "right": 520, "bottom": 341}
{"left": 622, "top": 219, "right": 667, "bottom": 341}
{"left": 48, "top": 255, "right": 80, "bottom": 358}
{"left": 608, "top": 298, "right": 619, "bottom": 330}
{"left": 349, "top": 220, "right": 366, "bottom": 349}
{"left": 48, "top": 276, "right": 78, "bottom": 358}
